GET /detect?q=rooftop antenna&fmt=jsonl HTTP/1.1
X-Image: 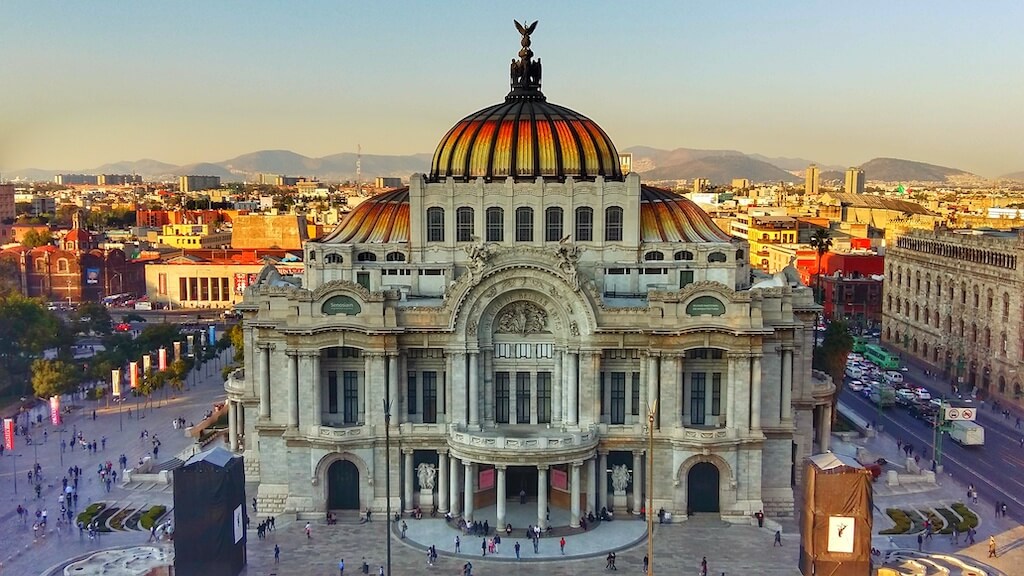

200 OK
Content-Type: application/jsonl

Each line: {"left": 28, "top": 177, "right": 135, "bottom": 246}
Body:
{"left": 356, "top": 144, "right": 362, "bottom": 196}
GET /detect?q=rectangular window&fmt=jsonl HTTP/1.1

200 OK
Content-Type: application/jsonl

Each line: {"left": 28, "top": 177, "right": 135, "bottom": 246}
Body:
{"left": 407, "top": 372, "right": 417, "bottom": 415}
{"left": 536, "top": 372, "right": 551, "bottom": 424}
{"left": 631, "top": 372, "right": 640, "bottom": 416}
{"left": 516, "top": 372, "right": 531, "bottom": 423}
{"left": 545, "top": 207, "right": 563, "bottom": 242}
{"left": 575, "top": 207, "right": 593, "bottom": 242}
{"left": 158, "top": 273, "right": 167, "bottom": 295}
{"left": 495, "top": 372, "right": 510, "bottom": 424}
{"left": 422, "top": 371, "right": 437, "bottom": 424}
{"left": 516, "top": 208, "right": 533, "bottom": 242}
{"left": 610, "top": 372, "right": 626, "bottom": 425}
{"left": 486, "top": 207, "right": 504, "bottom": 242}
{"left": 690, "top": 372, "right": 706, "bottom": 426}
{"left": 711, "top": 372, "right": 722, "bottom": 416}
{"left": 211, "top": 277, "right": 220, "bottom": 301}
{"left": 679, "top": 270, "right": 694, "bottom": 288}
{"left": 356, "top": 271, "right": 370, "bottom": 290}
{"left": 343, "top": 370, "right": 359, "bottom": 424}
{"left": 605, "top": 206, "right": 623, "bottom": 242}
{"left": 221, "top": 278, "right": 230, "bottom": 300}
{"left": 328, "top": 371, "right": 338, "bottom": 414}
{"left": 599, "top": 372, "right": 606, "bottom": 416}
{"left": 427, "top": 207, "right": 445, "bottom": 242}
{"left": 200, "top": 278, "right": 210, "bottom": 301}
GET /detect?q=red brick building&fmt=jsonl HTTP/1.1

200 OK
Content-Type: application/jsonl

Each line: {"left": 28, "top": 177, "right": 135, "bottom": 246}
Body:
{"left": 816, "top": 251, "right": 884, "bottom": 330}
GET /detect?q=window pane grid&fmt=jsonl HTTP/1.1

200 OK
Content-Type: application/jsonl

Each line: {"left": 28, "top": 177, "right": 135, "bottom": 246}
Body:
{"left": 690, "top": 372, "right": 706, "bottom": 426}
{"left": 516, "top": 372, "right": 531, "bottom": 423}
{"left": 545, "top": 207, "right": 563, "bottom": 242}
{"left": 495, "top": 372, "right": 510, "bottom": 424}
{"left": 516, "top": 207, "right": 534, "bottom": 242}
{"left": 537, "top": 372, "right": 551, "bottom": 423}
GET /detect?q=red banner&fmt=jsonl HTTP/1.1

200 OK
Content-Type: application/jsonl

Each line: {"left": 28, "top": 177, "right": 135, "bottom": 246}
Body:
{"left": 129, "top": 361, "right": 138, "bottom": 389}
{"left": 50, "top": 396, "right": 61, "bottom": 425}
{"left": 2, "top": 418, "right": 13, "bottom": 451}
{"left": 158, "top": 348, "right": 167, "bottom": 371}
{"left": 478, "top": 468, "right": 495, "bottom": 490}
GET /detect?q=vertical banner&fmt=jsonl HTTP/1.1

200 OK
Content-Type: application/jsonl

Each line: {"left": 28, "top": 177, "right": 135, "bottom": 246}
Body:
{"left": 112, "top": 368, "right": 122, "bottom": 397}
{"left": 187, "top": 335, "right": 195, "bottom": 356}
{"left": 158, "top": 347, "right": 167, "bottom": 371}
{"left": 129, "top": 361, "right": 139, "bottom": 389}
{"left": 142, "top": 354, "right": 152, "bottom": 374}
{"left": 173, "top": 341, "right": 182, "bottom": 362}
{"left": 208, "top": 325, "right": 216, "bottom": 346}
{"left": 50, "top": 396, "right": 61, "bottom": 425}
{"left": 3, "top": 418, "right": 15, "bottom": 450}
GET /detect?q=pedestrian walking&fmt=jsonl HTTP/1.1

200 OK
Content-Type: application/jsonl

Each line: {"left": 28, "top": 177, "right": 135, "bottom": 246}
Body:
{"left": 401, "top": 520, "right": 408, "bottom": 538}
{"left": 988, "top": 535, "right": 997, "bottom": 557}
{"left": 917, "top": 533, "right": 923, "bottom": 551}
{"left": 514, "top": 541, "right": 521, "bottom": 560}
{"left": 951, "top": 526, "right": 959, "bottom": 545}
{"left": 305, "top": 521, "right": 312, "bottom": 539}
{"left": 455, "top": 535, "right": 461, "bottom": 553}
{"left": 481, "top": 538, "right": 487, "bottom": 556}
{"left": 338, "top": 558, "right": 345, "bottom": 575}
{"left": 252, "top": 497, "right": 258, "bottom": 513}
{"left": 700, "top": 556, "right": 708, "bottom": 576}
{"left": 774, "top": 530, "right": 782, "bottom": 546}
{"left": 643, "top": 554, "right": 649, "bottom": 574}
{"left": 274, "top": 544, "right": 280, "bottom": 563}
{"left": 559, "top": 536, "right": 566, "bottom": 554}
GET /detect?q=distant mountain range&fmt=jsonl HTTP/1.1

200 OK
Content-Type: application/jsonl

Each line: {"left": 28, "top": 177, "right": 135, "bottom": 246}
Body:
{"left": 999, "top": 171, "right": 1024, "bottom": 182}
{"left": 7, "top": 147, "right": 986, "bottom": 185}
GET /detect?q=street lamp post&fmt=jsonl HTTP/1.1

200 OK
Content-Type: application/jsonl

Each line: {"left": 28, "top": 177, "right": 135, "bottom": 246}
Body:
{"left": 646, "top": 400, "right": 658, "bottom": 576}
{"left": 383, "top": 399, "right": 393, "bottom": 576}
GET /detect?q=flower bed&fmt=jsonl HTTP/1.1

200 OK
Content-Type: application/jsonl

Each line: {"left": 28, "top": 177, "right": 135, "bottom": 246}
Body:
{"left": 880, "top": 509, "right": 912, "bottom": 534}
{"left": 93, "top": 506, "right": 120, "bottom": 532}
{"left": 109, "top": 507, "right": 135, "bottom": 531}
{"left": 76, "top": 503, "right": 106, "bottom": 527}
{"left": 140, "top": 505, "right": 167, "bottom": 530}
{"left": 950, "top": 502, "right": 979, "bottom": 530}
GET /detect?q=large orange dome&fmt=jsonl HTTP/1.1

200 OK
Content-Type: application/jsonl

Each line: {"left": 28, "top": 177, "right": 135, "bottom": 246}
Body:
{"left": 428, "top": 22, "right": 621, "bottom": 183}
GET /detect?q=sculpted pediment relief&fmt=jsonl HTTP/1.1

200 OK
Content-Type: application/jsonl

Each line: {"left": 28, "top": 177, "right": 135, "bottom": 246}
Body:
{"left": 495, "top": 301, "right": 548, "bottom": 334}
{"left": 310, "top": 279, "right": 383, "bottom": 303}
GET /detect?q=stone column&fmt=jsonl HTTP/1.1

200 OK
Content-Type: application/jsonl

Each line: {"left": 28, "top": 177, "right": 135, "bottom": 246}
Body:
{"left": 648, "top": 355, "right": 659, "bottom": 429}
{"left": 388, "top": 353, "right": 399, "bottom": 426}
{"left": 660, "top": 355, "right": 678, "bottom": 427}
{"left": 463, "top": 461, "right": 474, "bottom": 522}
{"left": 259, "top": 345, "right": 271, "bottom": 419}
{"left": 438, "top": 451, "right": 449, "bottom": 514}
{"left": 404, "top": 449, "right": 415, "bottom": 513}
{"left": 311, "top": 351, "right": 321, "bottom": 427}
{"left": 552, "top": 350, "right": 563, "bottom": 423}
{"left": 567, "top": 353, "right": 579, "bottom": 426}
{"left": 586, "top": 457, "right": 597, "bottom": 515}
{"left": 227, "top": 400, "right": 238, "bottom": 451}
{"left": 598, "top": 452, "right": 608, "bottom": 511}
{"left": 781, "top": 347, "right": 793, "bottom": 422}
{"left": 751, "top": 354, "right": 763, "bottom": 432}
{"left": 727, "top": 353, "right": 740, "bottom": 432}
{"left": 453, "top": 352, "right": 467, "bottom": 426}
{"left": 468, "top": 352, "right": 480, "bottom": 427}
{"left": 632, "top": 450, "right": 643, "bottom": 514}
{"left": 821, "top": 404, "right": 832, "bottom": 452}
{"left": 483, "top": 351, "right": 494, "bottom": 425}
{"left": 449, "top": 456, "right": 461, "bottom": 516}
{"left": 287, "top": 350, "right": 299, "bottom": 430}
{"left": 570, "top": 462, "right": 581, "bottom": 528}
{"left": 496, "top": 465, "right": 507, "bottom": 528}
{"left": 537, "top": 465, "right": 549, "bottom": 529}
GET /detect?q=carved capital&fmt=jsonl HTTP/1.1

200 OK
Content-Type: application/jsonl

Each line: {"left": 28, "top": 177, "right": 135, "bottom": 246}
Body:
{"left": 537, "top": 464, "right": 549, "bottom": 471}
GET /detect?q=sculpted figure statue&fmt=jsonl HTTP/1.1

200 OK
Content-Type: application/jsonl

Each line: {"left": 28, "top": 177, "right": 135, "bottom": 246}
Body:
{"left": 610, "top": 464, "right": 631, "bottom": 493}
{"left": 416, "top": 462, "right": 437, "bottom": 490}
{"left": 554, "top": 236, "right": 583, "bottom": 291}
{"left": 464, "top": 239, "right": 494, "bottom": 287}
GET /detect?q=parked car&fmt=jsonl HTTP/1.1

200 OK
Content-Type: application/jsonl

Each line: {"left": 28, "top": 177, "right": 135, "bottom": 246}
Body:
{"left": 848, "top": 380, "right": 865, "bottom": 392}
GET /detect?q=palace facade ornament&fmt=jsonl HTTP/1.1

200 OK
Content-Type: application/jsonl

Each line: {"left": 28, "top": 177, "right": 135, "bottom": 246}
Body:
{"left": 610, "top": 464, "right": 631, "bottom": 492}
{"left": 416, "top": 462, "right": 437, "bottom": 490}
{"left": 554, "top": 239, "right": 583, "bottom": 291}
{"left": 465, "top": 240, "right": 497, "bottom": 287}
{"left": 495, "top": 301, "right": 548, "bottom": 334}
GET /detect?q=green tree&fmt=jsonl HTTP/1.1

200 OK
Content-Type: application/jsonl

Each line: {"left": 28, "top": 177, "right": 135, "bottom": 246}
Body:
{"left": 808, "top": 228, "right": 833, "bottom": 304}
{"left": 813, "top": 320, "right": 854, "bottom": 421}
{"left": 168, "top": 359, "right": 190, "bottom": 392}
{"left": 20, "top": 229, "right": 53, "bottom": 248}
{"left": 0, "top": 256, "right": 21, "bottom": 297}
{"left": 74, "top": 301, "right": 113, "bottom": 335}
{"left": 226, "top": 323, "right": 244, "bottom": 363}
{"left": 31, "top": 358, "right": 78, "bottom": 398}
{"left": 140, "top": 368, "right": 167, "bottom": 410}
{"left": 0, "top": 295, "right": 65, "bottom": 394}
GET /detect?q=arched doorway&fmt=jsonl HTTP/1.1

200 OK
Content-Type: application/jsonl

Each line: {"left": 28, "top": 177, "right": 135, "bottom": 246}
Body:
{"left": 327, "top": 460, "right": 360, "bottom": 510}
{"left": 687, "top": 462, "right": 720, "bottom": 513}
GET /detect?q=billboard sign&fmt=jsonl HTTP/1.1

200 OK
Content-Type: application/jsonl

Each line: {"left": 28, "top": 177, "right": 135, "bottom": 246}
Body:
{"left": 129, "top": 361, "right": 139, "bottom": 389}
{"left": 112, "top": 368, "right": 121, "bottom": 397}
{"left": 50, "top": 396, "right": 61, "bottom": 425}
{"left": 158, "top": 348, "right": 167, "bottom": 371}
{"left": 85, "top": 268, "right": 100, "bottom": 285}
{"left": 3, "top": 418, "right": 14, "bottom": 450}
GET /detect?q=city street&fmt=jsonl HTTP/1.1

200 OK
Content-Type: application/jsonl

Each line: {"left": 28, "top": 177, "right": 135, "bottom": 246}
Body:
{"left": 0, "top": 349, "right": 231, "bottom": 576}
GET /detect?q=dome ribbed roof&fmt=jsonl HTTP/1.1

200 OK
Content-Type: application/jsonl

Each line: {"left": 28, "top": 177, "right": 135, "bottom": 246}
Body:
{"left": 428, "top": 21, "right": 621, "bottom": 183}
{"left": 640, "top": 186, "right": 733, "bottom": 243}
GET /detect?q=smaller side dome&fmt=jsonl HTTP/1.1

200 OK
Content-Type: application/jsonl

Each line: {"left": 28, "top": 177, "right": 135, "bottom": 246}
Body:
{"left": 320, "top": 188, "right": 410, "bottom": 244}
{"left": 640, "top": 186, "right": 733, "bottom": 243}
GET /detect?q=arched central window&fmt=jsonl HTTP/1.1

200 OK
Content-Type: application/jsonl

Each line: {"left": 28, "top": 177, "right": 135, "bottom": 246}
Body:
{"left": 674, "top": 250, "right": 695, "bottom": 261}
{"left": 325, "top": 253, "right": 343, "bottom": 264}
{"left": 385, "top": 252, "right": 405, "bottom": 262}
{"left": 486, "top": 207, "right": 504, "bottom": 242}
{"left": 545, "top": 207, "right": 564, "bottom": 242}
{"left": 357, "top": 252, "right": 377, "bottom": 262}
{"left": 456, "top": 207, "right": 474, "bottom": 242}
{"left": 426, "top": 207, "right": 445, "bottom": 242}
{"left": 605, "top": 206, "right": 623, "bottom": 242}
{"left": 515, "top": 207, "right": 534, "bottom": 242}
{"left": 575, "top": 207, "right": 593, "bottom": 241}
{"left": 644, "top": 251, "right": 664, "bottom": 261}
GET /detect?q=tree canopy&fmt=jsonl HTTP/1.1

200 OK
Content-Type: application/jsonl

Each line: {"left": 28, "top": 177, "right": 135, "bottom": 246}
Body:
{"left": 0, "top": 294, "right": 69, "bottom": 394}
{"left": 813, "top": 320, "right": 854, "bottom": 419}
{"left": 31, "top": 358, "right": 79, "bottom": 398}
{"left": 74, "top": 302, "right": 113, "bottom": 335}
{"left": 20, "top": 229, "right": 53, "bottom": 248}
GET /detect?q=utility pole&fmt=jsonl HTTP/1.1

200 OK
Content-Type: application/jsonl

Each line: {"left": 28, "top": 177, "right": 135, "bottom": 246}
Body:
{"left": 383, "top": 398, "right": 392, "bottom": 576}
{"left": 646, "top": 400, "right": 658, "bottom": 576}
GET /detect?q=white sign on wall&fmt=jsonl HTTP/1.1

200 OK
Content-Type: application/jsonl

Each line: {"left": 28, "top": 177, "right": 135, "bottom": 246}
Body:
{"left": 233, "top": 505, "right": 244, "bottom": 544}
{"left": 827, "top": 516, "right": 856, "bottom": 554}
{"left": 944, "top": 407, "right": 976, "bottom": 421}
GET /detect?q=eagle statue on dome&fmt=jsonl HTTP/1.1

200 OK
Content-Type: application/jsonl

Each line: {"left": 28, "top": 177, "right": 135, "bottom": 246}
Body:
{"left": 510, "top": 20, "right": 542, "bottom": 89}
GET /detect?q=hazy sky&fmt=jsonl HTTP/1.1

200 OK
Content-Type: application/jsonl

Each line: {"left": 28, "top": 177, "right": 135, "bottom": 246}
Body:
{"left": 2, "top": 1, "right": 1023, "bottom": 177}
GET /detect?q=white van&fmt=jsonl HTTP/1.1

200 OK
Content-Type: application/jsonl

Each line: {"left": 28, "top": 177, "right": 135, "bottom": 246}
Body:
{"left": 884, "top": 371, "right": 904, "bottom": 384}
{"left": 846, "top": 366, "right": 863, "bottom": 379}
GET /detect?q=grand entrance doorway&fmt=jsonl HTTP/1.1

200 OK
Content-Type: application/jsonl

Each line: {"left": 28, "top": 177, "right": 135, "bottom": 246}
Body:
{"left": 687, "top": 462, "right": 720, "bottom": 513}
{"left": 506, "top": 466, "right": 539, "bottom": 500}
{"left": 327, "top": 460, "right": 360, "bottom": 510}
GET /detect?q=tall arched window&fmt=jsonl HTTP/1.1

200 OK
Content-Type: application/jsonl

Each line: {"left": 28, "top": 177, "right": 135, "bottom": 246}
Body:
{"left": 515, "top": 207, "right": 534, "bottom": 242}
{"left": 604, "top": 206, "right": 623, "bottom": 242}
{"left": 545, "top": 207, "right": 564, "bottom": 242}
{"left": 57, "top": 258, "right": 69, "bottom": 273}
{"left": 575, "top": 207, "right": 593, "bottom": 241}
{"left": 426, "top": 207, "right": 445, "bottom": 242}
{"left": 456, "top": 206, "right": 474, "bottom": 242}
{"left": 486, "top": 207, "right": 504, "bottom": 242}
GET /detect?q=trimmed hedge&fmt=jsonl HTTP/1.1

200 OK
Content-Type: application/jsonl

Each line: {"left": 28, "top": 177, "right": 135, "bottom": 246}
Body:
{"left": 140, "top": 505, "right": 167, "bottom": 530}
{"left": 109, "top": 507, "right": 135, "bottom": 531}
{"left": 880, "top": 509, "right": 912, "bottom": 534}
{"left": 76, "top": 503, "right": 106, "bottom": 527}
{"left": 922, "top": 510, "right": 945, "bottom": 534}
{"left": 951, "top": 502, "right": 979, "bottom": 530}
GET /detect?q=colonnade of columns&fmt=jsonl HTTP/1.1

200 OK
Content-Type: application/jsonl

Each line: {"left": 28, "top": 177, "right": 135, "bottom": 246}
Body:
{"left": 226, "top": 398, "right": 245, "bottom": 452}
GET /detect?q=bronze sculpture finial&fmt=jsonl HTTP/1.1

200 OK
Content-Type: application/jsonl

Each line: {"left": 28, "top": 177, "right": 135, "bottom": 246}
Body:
{"left": 510, "top": 20, "right": 542, "bottom": 94}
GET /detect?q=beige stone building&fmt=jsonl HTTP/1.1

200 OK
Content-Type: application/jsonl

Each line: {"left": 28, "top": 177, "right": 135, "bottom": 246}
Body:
{"left": 882, "top": 227, "right": 1024, "bottom": 404}
{"left": 226, "top": 24, "right": 833, "bottom": 526}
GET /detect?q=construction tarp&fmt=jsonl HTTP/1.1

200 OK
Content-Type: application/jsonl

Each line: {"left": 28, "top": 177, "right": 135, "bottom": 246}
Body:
{"left": 799, "top": 452, "right": 874, "bottom": 576}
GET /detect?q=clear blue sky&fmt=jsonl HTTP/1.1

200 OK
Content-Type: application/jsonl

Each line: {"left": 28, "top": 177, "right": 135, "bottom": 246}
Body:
{"left": 2, "top": 1, "right": 1022, "bottom": 177}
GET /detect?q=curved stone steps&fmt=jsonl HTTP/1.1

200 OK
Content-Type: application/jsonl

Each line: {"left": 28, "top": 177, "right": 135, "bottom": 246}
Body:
{"left": 882, "top": 550, "right": 999, "bottom": 576}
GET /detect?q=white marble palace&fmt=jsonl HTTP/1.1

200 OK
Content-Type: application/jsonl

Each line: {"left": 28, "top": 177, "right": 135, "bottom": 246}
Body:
{"left": 225, "top": 22, "right": 834, "bottom": 526}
